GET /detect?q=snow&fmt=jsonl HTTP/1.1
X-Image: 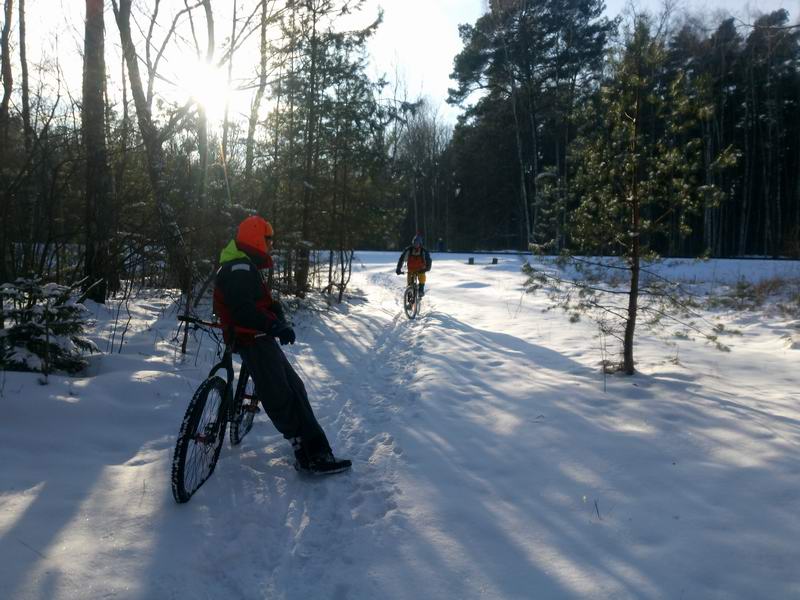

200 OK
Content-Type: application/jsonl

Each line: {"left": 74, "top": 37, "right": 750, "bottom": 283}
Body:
{"left": 2, "top": 252, "right": 800, "bottom": 599}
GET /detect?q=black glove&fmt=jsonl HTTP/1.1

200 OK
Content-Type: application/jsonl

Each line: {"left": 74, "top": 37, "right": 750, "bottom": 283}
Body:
{"left": 278, "top": 327, "right": 296, "bottom": 345}
{"left": 396, "top": 268, "right": 402, "bottom": 275}
{"left": 270, "top": 321, "right": 296, "bottom": 345}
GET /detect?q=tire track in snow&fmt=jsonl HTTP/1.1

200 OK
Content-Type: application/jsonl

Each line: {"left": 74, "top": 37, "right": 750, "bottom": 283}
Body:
{"left": 161, "top": 269, "right": 433, "bottom": 598}
{"left": 229, "top": 272, "right": 422, "bottom": 598}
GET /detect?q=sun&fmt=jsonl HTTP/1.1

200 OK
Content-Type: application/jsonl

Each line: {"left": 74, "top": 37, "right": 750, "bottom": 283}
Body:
{"left": 175, "top": 59, "right": 233, "bottom": 123}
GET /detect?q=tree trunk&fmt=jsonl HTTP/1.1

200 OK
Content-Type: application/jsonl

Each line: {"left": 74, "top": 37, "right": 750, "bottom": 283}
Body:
{"left": 222, "top": 0, "right": 235, "bottom": 163}
{"left": 196, "top": 104, "right": 208, "bottom": 204}
{"left": 296, "top": 3, "right": 321, "bottom": 296}
{"left": 112, "top": 0, "right": 192, "bottom": 292}
{"left": 197, "top": 0, "right": 214, "bottom": 209}
{"left": 83, "top": 0, "right": 114, "bottom": 302}
{"left": 1, "top": 0, "right": 14, "bottom": 327}
{"left": 245, "top": 0, "right": 269, "bottom": 186}
{"left": 506, "top": 73, "right": 530, "bottom": 249}
{"left": 18, "top": 0, "right": 29, "bottom": 151}
{"left": 740, "top": 61, "right": 755, "bottom": 255}
{"left": 0, "top": 0, "right": 11, "bottom": 137}
{"left": 623, "top": 86, "right": 642, "bottom": 376}
{"left": 524, "top": 73, "right": 539, "bottom": 241}
{"left": 263, "top": 63, "right": 282, "bottom": 217}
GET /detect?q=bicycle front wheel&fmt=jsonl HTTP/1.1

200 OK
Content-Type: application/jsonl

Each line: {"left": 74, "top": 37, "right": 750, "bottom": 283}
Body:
{"left": 403, "top": 285, "right": 419, "bottom": 319}
{"left": 171, "top": 376, "right": 228, "bottom": 503}
{"left": 230, "top": 365, "right": 258, "bottom": 446}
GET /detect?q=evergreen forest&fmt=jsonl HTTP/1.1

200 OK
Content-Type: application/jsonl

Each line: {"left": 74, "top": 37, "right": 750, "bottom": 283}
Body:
{"left": 0, "top": 0, "right": 798, "bottom": 303}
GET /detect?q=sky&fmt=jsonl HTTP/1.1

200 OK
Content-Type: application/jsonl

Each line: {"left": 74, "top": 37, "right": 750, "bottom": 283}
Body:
{"left": 2, "top": 253, "right": 800, "bottom": 598}
{"left": 14, "top": 0, "right": 800, "bottom": 125}
{"left": 362, "top": 0, "right": 798, "bottom": 122}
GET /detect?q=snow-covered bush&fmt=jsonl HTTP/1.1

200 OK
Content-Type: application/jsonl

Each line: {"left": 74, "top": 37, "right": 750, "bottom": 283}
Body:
{"left": 0, "top": 279, "right": 98, "bottom": 374}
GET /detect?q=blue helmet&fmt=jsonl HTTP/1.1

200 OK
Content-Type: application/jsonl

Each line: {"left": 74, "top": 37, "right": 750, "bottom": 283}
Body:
{"left": 412, "top": 234, "right": 423, "bottom": 247}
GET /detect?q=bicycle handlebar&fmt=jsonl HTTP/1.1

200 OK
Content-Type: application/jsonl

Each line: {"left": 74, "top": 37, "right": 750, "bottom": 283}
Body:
{"left": 178, "top": 315, "right": 264, "bottom": 337}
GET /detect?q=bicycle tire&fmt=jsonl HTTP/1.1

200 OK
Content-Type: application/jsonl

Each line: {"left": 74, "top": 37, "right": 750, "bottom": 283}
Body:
{"left": 230, "top": 365, "right": 258, "bottom": 446}
{"left": 403, "top": 285, "right": 419, "bottom": 319}
{"left": 171, "top": 376, "right": 228, "bottom": 503}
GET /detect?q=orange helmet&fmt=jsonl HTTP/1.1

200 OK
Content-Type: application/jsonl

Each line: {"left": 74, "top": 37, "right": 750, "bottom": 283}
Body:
{"left": 236, "top": 215, "right": 274, "bottom": 260}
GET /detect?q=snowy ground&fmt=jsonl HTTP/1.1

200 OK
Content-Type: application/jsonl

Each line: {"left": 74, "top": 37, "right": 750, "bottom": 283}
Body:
{"left": 2, "top": 252, "right": 800, "bottom": 600}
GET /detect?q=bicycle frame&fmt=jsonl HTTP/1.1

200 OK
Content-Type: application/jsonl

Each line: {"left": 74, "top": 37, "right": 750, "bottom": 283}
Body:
{"left": 178, "top": 314, "right": 257, "bottom": 384}
{"left": 177, "top": 315, "right": 262, "bottom": 422}
{"left": 402, "top": 271, "right": 421, "bottom": 319}
{"left": 206, "top": 345, "right": 235, "bottom": 392}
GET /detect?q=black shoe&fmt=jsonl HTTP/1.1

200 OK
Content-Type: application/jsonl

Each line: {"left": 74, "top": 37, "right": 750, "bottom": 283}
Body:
{"left": 295, "top": 451, "right": 352, "bottom": 475}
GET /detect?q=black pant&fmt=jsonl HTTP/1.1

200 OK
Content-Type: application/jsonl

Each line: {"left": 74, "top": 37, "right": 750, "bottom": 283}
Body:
{"left": 238, "top": 337, "right": 331, "bottom": 456}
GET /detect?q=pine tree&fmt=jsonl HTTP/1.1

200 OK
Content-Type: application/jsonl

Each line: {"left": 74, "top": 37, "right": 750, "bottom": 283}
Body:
{"left": 1, "top": 279, "right": 98, "bottom": 375}
{"left": 527, "top": 15, "right": 734, "bottom": 374}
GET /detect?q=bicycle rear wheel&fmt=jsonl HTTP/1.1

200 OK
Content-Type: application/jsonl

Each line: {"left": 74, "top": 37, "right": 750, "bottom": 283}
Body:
{"left": 403, "top": 285, "right": 419, "bottom": 319}
{"left": 171, "top": 376, "right": 228, "bottom": 503}
{"left": 230, "top": 365, "right": 259, "bottom": 446}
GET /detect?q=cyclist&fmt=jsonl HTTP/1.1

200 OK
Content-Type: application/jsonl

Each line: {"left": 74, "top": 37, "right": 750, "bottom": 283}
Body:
{"left": 395, "top": 234, "right": 432, "bottom": 297}
{"left": 213, "top": 215, "right": 351, "bottom": 475}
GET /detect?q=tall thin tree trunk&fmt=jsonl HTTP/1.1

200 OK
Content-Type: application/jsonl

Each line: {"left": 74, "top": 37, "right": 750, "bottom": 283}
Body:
{"left": 264, "top": 64, "right": 282, "bottom": 217}
{"left": 623, "top": 81, "right": 642, "bottom": 375}
{"left": 524, "top": 73, "right": 539, "bottom": 241}
{"left": 18, "top": 0, "right": 33, "bottom": 274}
{"left": 740, "top": 62, "right": 756, "bottom": 255}
{"left": 510, "top": 86, "right": 530, "bottom": 250}
{"left": 246, "top": 0, "right": 269, "bottom": 186}
{"left": 112, "top": 0, "right": 192, "bottom": 291}
{"left": 18, "top": 0, "right": 29, "bottom": 152}
{"left": 296, "top": 3, "right": 320, "bottom": 296}
{"left": 83, "top": 0, "right": 114, "bottom": 302}
{"left": 197, "top": 0, "right": 214, "bottom": 208}
{"left": 197, "top": 106, "right": 208, "bottom": 206}
{"left": 0, "top": 0, "right": 11, "bottom": 135}
{"left": 1, "top": 0, "right": 14, "bottom": 327}
{"left": 286, "top": 2, "right": 297, "bottom": 215}
{"left": 222, "top": 0, "right": 235, "bottom": 164}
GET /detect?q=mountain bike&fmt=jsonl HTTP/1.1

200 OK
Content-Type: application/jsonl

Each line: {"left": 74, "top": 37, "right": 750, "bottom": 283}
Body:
{"left": 401, "top": 271, "right": 422, "bottom": 320}
{"left": 171, "top": 316, "right": 263, "bottom": 504}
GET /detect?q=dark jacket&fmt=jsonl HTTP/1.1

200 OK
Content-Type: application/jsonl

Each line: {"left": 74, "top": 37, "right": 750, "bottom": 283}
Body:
{"left": 397, "top": 245, "right": 432, "bottom": 273}
{"left": 213, "top": 239, "right": 282, "bottom": 342}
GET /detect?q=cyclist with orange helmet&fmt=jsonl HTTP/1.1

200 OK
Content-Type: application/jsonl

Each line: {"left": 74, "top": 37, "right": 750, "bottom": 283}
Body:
{"left": 213, "top": 216, "right": 351, "bottom": 475}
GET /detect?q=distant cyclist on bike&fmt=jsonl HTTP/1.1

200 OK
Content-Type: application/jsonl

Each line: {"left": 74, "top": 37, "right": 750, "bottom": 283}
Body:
{"left": 213, "top": 215, "right": 351, "bottom": 475}
{"left": 395, "top": 234, "right": 432, "bottom": 296}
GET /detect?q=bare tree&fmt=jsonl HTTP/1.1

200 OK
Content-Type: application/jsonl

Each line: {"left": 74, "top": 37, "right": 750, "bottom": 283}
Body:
{"left": 112, "top": 0, "right": 193, "bottom": 291}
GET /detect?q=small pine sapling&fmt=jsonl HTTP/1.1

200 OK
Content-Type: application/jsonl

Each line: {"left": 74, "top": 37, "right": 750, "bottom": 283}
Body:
{"left": 0, "top": 279, "right": 98, "bottom": 375}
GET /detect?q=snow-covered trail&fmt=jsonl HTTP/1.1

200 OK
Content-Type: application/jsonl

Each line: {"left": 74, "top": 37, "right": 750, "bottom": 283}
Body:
{"left": 2, "top": 253, "right": 800, "bottom": 599}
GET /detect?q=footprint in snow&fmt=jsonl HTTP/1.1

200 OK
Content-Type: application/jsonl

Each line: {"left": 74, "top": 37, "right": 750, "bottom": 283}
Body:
{"left": 348, "top": 484, "right": 398, "bottom": 525}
